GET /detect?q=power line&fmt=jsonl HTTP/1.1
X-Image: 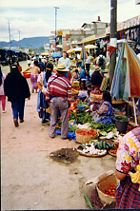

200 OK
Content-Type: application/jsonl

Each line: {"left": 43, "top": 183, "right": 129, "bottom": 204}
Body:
{"left": 18, "top": 30, "right": 21, "bottom": 49}
{"left": 8, "top": 20, "right": 11, "bottom": 49}
{"left": 54, "top": 6, "right": 59, "bottom": 49}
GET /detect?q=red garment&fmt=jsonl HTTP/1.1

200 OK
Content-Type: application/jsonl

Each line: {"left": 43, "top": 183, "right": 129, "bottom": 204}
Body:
{"left": 67, "top": 71, "right": 72, "bottom": 81}
{"left": 18, "top": 65, "right": 22, "bottom": 72}
{"left": 46, "top": 74, "right": 72, "bottom": 102}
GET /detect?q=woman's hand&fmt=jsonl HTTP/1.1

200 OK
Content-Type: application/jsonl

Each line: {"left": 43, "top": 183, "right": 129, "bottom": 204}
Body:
{"left": 115, "top": 170, "right": 127, "bottom": 180}
{"left": 37, "top": 82, "right": 42, "bottom": 90}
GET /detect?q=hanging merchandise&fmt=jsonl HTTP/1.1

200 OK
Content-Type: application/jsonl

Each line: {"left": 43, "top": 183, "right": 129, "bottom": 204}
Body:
{"left": 111, "top": 41, "right": 140, "bottom": 125}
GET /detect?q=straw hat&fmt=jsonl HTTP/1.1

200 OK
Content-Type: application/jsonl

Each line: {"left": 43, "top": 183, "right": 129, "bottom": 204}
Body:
{"left": 71, "top": 63, "right": 76, "bottom": 68}
{"left": 57, "top": 64, "right": 69, "bottom": 72}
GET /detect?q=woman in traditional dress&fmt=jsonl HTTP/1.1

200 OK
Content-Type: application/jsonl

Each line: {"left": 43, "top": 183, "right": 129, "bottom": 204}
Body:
{"left": 30, "top": 60, "right": 40, "bottom": 93}
{"left": 115, "top": 126, "right": 140, "bottom": 208}
{"left": 37, "top": 63, "right": 53, "bottom": 123}
{"left": 92, "top": 90, "right": 113, "bottom": 124}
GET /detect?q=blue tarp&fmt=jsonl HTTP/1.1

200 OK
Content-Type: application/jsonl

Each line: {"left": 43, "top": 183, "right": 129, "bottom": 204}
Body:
{"left": 55, "top": 129, "right": 76, "bottom": 140}
{"left": 52, "top": 52, "right": 62, "bottom": 58}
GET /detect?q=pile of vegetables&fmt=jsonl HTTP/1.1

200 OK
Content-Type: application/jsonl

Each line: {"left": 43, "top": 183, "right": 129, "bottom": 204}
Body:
{"left": 76, "top": 129, "right": 97, "bottom": 136}
{"left": 74, "top": 111, "right": 92, "bottom": 124}
{"left": 68, "top": 124, "right": 78, "bottom": 132}
{"left": 77, "top": 142, "right": 107, "bottom": 156}
{"left": 108, "top": 148, "right": 118, "bottom": 156}
{"left": 94, "top": 141, "right": 113, "bottom": 150}
{"left": 91, "top": 122, "right": 115, "bottom": 132}
{"left": 104, "top": 183, "right": 116, "bottom": 197}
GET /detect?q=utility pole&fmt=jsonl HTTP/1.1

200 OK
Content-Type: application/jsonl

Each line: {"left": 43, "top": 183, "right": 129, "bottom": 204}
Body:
{"left": 8, "top": 20, "right": 11, "bottom": 49}
{"left": 109, "top": 0, "right": 117, "bottom": 85}
{"left": 18, "top": 30, "right": 21, "bottom": 49}
{"left": 54, "top": 6, "right": 59, "bottom": 49}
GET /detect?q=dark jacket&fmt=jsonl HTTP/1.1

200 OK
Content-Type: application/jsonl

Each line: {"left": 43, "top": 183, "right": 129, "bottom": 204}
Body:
{"left": 4, "top": 68, "right": 30, "bottom": 101}
{"left": 91, "top": 71, "right": 103, "bottom": 87}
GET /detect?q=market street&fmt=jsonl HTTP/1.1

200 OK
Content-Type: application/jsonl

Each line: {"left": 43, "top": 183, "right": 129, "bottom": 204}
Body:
{"left": 1, "top": 62, "right": 116, "bottom": 210}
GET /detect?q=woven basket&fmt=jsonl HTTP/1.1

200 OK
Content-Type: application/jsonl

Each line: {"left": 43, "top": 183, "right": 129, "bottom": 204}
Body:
{"left": 72, "top": 81, "right": 80, "bottom": 88}
{"left": 112, "top": 99, "right": 125, "bottom": 105}
{"left": 72, "top": 89, "right": 79, "bottom": 95}
{"left": 23, "top": 71, "right": 31, "bottom": 78}
{"left": 90, "top": 93, "right": 103, "bottom": 102}
{"left": 96, "top": 173, "right": 118, "bottom": 205}
{"left": 76, "top": 129, "right": 98, "bottom": 144}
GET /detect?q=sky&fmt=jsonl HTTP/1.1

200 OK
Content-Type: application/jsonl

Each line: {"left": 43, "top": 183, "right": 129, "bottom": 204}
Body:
{"left": 0, "top": 0, "right": 140, "bottom": 41}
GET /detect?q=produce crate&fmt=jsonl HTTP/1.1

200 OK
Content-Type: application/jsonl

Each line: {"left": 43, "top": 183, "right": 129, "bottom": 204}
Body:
{"left": 76, "top": 129, "right": 98, "bottom": 144}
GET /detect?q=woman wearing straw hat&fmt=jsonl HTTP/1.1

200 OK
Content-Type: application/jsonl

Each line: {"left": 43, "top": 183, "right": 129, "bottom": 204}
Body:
{"left": 45, "top": 64, "right": 72, "bottom": 139}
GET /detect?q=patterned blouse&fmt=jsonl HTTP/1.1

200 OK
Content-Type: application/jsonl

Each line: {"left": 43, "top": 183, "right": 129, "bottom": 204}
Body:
{"left": 116, "top": 127, "right": 140, "bottom": 174}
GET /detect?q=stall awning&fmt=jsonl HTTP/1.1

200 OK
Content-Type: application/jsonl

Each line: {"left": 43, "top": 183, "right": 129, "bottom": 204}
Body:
{"left": 67, "top": 47, "right": 82, "bottom": 54}
{"left": 80, "top": 33, "right": 107, "bottom": 44}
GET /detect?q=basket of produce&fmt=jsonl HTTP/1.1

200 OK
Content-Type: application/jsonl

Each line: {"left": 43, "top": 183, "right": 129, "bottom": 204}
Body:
{"left": 23, "top": 71, "right": 31, "bottom": 78}
{"left": 108, "top": 149, "right": 117, "bottom": 157}
{"left": 90, "top": 93, "right": 103, "bottom": 102}
{"left": 112, "top": 99, "right": 125, "bottom": 105}
{"left": 83, "top": 170, "right": 117, "bottom": 208}
{"left": 77, "top": 142, "right": 107, "bottom": 157}
{"left": 71, "top": 88, "right": 79, "bottom": 95}
{"left": 72, "top": 81, "right": 80, "bottom": 88}
{"left": 76, "top": 129, "right": 98, "bottom": 144}
{"left": 96, "top": 172, "right": 118, "bottom": 205}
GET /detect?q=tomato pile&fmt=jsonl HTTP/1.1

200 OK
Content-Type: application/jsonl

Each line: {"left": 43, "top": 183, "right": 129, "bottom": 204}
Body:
{"left": 76, "top": 129, "right": 97, "bottom": 136}
{"left": 109, "top": 149, "right": 117, "bottom": 155}
{"left": 104, "top": 184, "right": 116, "bottom": 197}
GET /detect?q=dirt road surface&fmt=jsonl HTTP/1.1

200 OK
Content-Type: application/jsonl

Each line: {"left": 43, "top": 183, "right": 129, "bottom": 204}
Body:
{"left": 1, "top": 62, "right": 116, "bottom": 210}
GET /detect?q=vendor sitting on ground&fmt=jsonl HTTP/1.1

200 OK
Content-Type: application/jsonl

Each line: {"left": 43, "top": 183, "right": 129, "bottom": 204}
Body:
{"left": 91, "top": 90, "right": 113, "bottom": 124}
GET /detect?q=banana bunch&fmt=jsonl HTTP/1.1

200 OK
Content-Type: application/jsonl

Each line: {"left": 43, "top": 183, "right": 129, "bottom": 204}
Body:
{"left": 129, "top": 164, "right": 140, "bottom": 191}
{"left": 94, "top": 141, "right": 112, "bottom": 150}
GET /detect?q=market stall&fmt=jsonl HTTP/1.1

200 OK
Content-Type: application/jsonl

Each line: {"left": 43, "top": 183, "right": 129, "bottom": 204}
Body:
{"left": 111, "top": 41, "right": 140, "bottom": 125}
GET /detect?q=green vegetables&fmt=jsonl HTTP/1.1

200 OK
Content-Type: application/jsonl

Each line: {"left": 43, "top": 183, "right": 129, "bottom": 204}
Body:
{"left": 99, "top": 131, "right": 108, "bottom": 136}
{"left": 91, "top": 122, "right": 115, "bottom": 132}
{"left": 70, "top": 111, "right": 91, "bottom": 124}
{"left": 76, "top": 111, "right": 92, "bottom": 124}
{"left": 69, "top": 113, "right": 76, "bottom": 121}
{"left": 115, "top": 115, "right": 128, "bottom": 122}
{"left": 94, "top": 141, "right": 113, "bottom": 150}
{"left": 83, "top": 192, "right": 94, "bottom": 209}
{"left": 77, "top": 100, "right": 87, "bottom": 106}
{"left": 68, "top": 125, "right": 78, "bottom": 132}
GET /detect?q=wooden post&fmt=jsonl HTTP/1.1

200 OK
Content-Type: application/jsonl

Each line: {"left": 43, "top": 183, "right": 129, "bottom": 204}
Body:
{"left": 109, "top": 0, "right": 117, "bottom": 85}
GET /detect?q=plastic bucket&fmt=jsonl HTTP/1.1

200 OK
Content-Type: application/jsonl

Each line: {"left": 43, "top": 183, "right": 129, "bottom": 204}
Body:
{"left": 115, "top": 119, "right": 128, "bottom": 134}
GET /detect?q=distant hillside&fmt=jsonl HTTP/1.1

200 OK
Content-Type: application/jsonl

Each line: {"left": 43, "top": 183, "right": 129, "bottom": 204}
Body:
{"left": 0, "top": 36, "right": 50, "bottom": 49}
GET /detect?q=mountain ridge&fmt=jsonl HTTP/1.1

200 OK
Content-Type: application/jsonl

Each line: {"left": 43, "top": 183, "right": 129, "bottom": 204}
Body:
{"left": 0, "top": 36, "right": 50, "bottom": 49}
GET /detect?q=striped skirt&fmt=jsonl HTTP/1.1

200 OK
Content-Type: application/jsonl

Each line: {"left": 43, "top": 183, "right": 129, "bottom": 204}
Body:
{"left": 115, "top": 176, "right": 140, "bottom": 208}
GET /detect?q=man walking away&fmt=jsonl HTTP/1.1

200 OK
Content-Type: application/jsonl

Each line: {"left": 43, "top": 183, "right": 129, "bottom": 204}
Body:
{"left": 46, "top": 64, "right": 72, "bottom": 139}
